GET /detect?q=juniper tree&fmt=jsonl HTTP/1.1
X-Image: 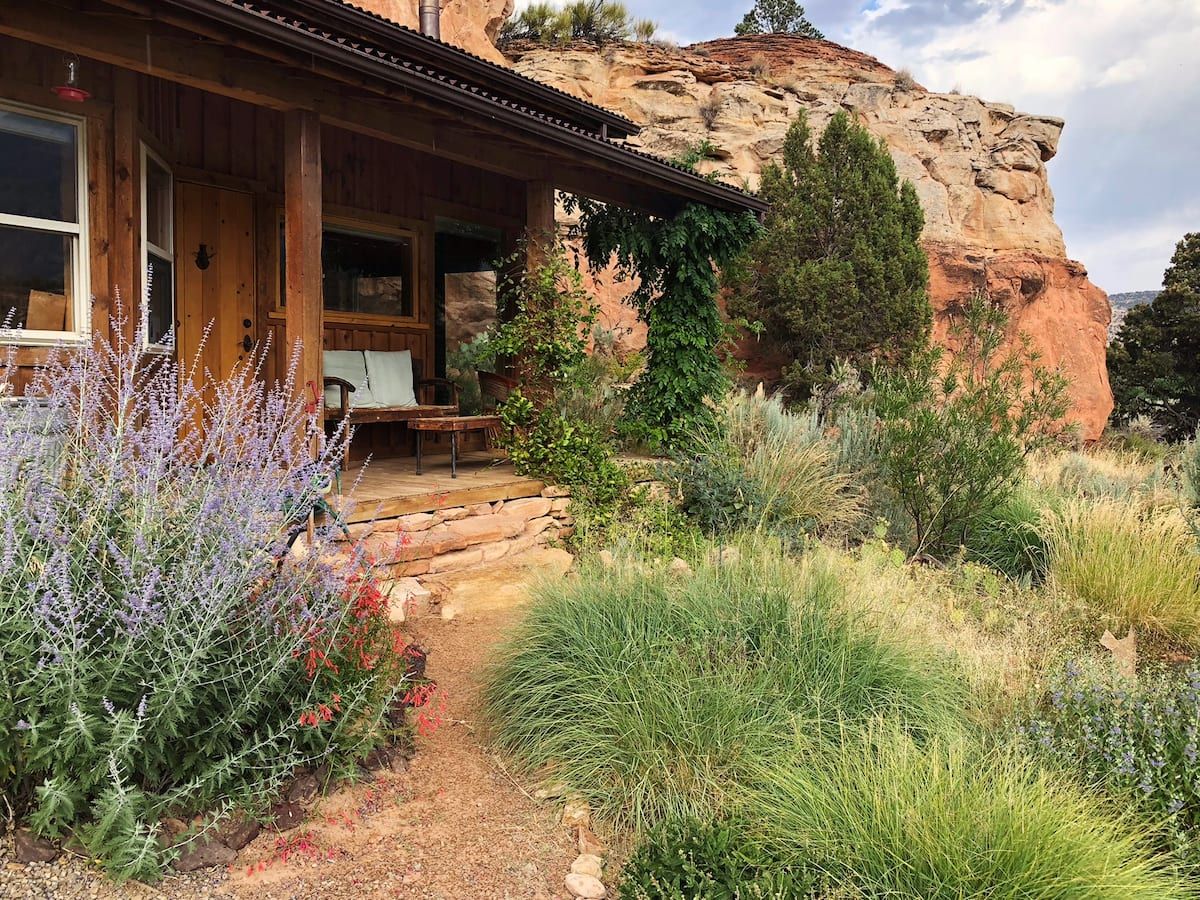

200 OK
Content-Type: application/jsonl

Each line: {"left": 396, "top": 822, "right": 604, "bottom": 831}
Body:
{"left": 735, "top": 0, "right": 824, "bottom": 39}
{"left": 726, "top": 110, "right": 930, "bottom": 397}
{"left": 1108, "top": 233, "right": 1200, "bottom": 441}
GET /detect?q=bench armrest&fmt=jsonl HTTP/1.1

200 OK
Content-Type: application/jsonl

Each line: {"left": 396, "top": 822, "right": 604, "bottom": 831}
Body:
{"left": 323, "top": 376, "right": 356, "bottom": 418}
{"left": 417, "top": 377, "right": 460, "bottom": 409}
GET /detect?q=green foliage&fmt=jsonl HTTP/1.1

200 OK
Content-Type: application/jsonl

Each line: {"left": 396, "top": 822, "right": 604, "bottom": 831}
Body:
{"left": 750, "top": 729, "right": 1186, "bottom": 899}
{"left": 1023, "top": 661, "right": 1200, "bottom": 870}
{"left": 734, "top": 0, "right": 823, "bottom": 38}
{"left": 619, "top": 817, "right": 818, "bottom": 900}
{"left": 1044, "top": 499, "right": 1200, "bottom": 643}
{"left": 1109, "top": 233, "right": 1200, "bottom": 441}
{"left": 873, "top": 295, "right": 1070, "bottom": 559}
{"left": 571, "top": 199, "right": 760, "bottom": 447}
{"left": 725, "top": 110, "right": 929, "bottom": 397}
{"left": 964, "top": 485, "right": 1052, "bottom": 583}
{"left": 499, "top": 0, "right": 654, "bottom": 46}
{"left": 482, "top": 541, "right": 969, "bottom": 831}
{"left": 668, "top": 390, "right": 861, "bottom": 542}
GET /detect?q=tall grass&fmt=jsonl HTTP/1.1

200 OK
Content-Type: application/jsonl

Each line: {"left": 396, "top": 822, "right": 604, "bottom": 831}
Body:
{"left": 748, "top": 730, "right": 1188, "bottom": 899}
{"left": 482, "top": 541, "right": 967, "bottom": 830}
{"left": 1046, "top": 500, "right": 1200, "bottom": 643}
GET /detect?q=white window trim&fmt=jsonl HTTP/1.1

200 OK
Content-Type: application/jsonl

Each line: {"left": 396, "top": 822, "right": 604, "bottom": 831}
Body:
{"left": 0, "top": 98, "right": 90, "bottom": 346}
{"left": 139, "top": 143, "right": 174, "bottom": 354}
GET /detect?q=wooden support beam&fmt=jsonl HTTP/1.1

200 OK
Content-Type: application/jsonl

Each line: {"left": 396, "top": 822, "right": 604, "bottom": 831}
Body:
{"left": 525, "top": 180, "right": 556, "bottom": 270}
{"left": 110, "top": 66, "right": 138, "bottom": 347}
{"left": 283, "top": 108, "right": 323, "bottom": 433}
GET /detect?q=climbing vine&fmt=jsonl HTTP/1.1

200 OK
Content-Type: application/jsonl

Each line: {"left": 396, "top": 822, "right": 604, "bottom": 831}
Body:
{"left": 567, "top": 197, "right": 761, "bottom": 447}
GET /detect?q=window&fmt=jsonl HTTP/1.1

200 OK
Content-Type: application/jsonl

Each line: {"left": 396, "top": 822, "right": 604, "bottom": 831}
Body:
{"left": 141, "top": 145, "right": 174, "bottom": 349}
{"left": 279, "top": 218, "right": 418, "bottom": 322}
{"left": 0, "top": 100, "right": 89, "bottom": 343}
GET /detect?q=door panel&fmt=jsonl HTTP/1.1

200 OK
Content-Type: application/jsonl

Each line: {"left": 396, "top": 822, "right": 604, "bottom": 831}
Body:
{"left": 175, "top": 182, "right": 256, "bottom": 384}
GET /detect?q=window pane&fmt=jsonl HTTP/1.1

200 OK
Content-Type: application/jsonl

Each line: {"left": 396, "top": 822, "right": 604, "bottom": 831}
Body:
{"left": 322, "top": 228, "right": 414, "bottom": 318}
{"left": 0, "top": 109, "right": 77, "bottom": 223}
{"left": 145, "top": 155, "right": 172, "bottom": 250}
{"left": 146, "top": 251, "right": 174, "bottom": 346}
{"left": 0, "top": 225, "right": 73, "bottom": 332}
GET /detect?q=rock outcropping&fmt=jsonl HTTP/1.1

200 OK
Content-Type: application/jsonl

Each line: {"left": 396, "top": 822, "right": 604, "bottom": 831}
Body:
{"left": 351, "top": 0, "right": 513, "bottom": 63}
{"left": 506, "top": 35, "right": 1112, "bottom": 438}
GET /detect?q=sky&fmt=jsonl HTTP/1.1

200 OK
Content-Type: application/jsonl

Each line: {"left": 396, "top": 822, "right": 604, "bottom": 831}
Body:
{"left": 518, "top": 0, "right": 1200, "bottom": 293}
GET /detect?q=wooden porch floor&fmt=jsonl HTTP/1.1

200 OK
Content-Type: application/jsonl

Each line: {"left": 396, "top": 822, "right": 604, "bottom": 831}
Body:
{"left": 332, "top": 451, "right": 545, "bottom": 522}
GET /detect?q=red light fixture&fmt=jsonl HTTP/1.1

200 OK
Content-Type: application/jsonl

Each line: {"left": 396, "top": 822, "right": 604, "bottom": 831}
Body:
{"left": 53, "top": 56, "right": 90, "bottom": 103}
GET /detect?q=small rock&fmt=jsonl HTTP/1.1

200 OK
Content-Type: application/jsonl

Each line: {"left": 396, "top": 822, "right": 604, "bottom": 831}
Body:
{"left": 597, "top": 550, "right": 615, "bottom": 569}
{"left": 440, "top": 603, "right": 458, "bottom": 622}
{"left": 532, "top": 780, "right": 568, "bottom": 801}
{"left": 287, "top": 773, "right": 320, "bottom": 804}
{"left": 570, "top": 854, "right": 604, "bottom": 878}
{"left": 269, "top": 800, "right": 305, "bottom": 832}
{"left": 362, "top": 744, "right": 396, "bottom": 771}
{"left": 565, "top": 872, "right": 607, "bottom": 898}
{"left": 14, "top": 828, "right": 58, "bottom": 864}
{"left": 561, "top": 798, "right": 591, "bottom": 828}
{"left": 668, "top": 557, "right": 692, "bottom": 575}
{"left": 216, "top": 815, "right": 261, "bottom": 852}
{"left": 171, "top": 833, "right": 236, "bottom": 872}
{"left": 577, "top": 826, "right": 607, "bottom": 857}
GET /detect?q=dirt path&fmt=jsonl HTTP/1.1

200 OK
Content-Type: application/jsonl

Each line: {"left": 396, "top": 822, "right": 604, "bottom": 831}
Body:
{"left": 219, "top": 549, "right": 577, "bottom": 900}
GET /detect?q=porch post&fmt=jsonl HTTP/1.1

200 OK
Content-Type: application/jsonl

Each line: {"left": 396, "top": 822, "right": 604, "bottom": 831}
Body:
{"left": 284, "top": 109, "right": 323, "bottom": 438}
{"left": 525, "top": 180, "right": 555, "bottom": 270}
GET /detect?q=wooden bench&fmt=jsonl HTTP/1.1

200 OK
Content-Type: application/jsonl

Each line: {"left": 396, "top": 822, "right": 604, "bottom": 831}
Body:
{"left": 323, "top": 349, "right": 459, "bottom": 468}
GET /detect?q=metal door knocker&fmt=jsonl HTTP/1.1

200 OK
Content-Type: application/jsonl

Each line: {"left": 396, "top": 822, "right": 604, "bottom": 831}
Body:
{"left": 194, "top": 244, "right": 216, "bottom": 270}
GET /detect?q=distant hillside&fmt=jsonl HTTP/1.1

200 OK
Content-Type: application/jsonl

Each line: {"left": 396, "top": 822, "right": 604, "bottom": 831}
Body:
{"left": 1108, "top": 290, "right": 1160, "bottom": 340}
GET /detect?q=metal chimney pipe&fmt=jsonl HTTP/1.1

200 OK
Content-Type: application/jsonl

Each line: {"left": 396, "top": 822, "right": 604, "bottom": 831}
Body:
{"left": 419, "top": 0, "right": 441, "bottom": 39}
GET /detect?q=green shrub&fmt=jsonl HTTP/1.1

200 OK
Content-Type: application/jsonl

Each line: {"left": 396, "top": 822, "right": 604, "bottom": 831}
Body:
{"left": 874, "top": 295, "right": 1070, "bottom": 559}
{"left": 618, "top": 817, "right": 818, "bottom": 900}
{"left": 965, "top": 485, "right": 1052, "bottom": 582}
{"left": 1023, "top": 661, "right": 1200, "bottom": 869}
{"left": 669, "top": 391, "right": 861, "bottom": 542}
{"left": 749, "top": 730, "right": 1187, "bottom": 899}
{"left": 1045, "top": 500, "right": 1200, "bottom": 643}
{"left": 482, "top": 542, "right": 967, "bottom": 831}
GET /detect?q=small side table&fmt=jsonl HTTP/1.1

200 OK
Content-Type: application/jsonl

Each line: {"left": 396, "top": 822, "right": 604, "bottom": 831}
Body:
{"left": 410, "top": 415, "right": 502, "bottom": 478}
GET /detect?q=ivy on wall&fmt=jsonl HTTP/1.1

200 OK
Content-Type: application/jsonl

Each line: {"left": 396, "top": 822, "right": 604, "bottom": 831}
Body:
{"left": 568, "top": 198, "right": 761, "bottom": 446}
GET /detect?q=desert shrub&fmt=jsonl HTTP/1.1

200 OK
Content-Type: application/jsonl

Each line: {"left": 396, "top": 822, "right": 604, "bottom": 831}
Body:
{"left": 482, "top": 541, "right": 968, "bottom": 831}
{"left": 0, "top": 332, "right": 406, "bottom": 878}
{"left": 633, "top": 18, "right": 658, "bottom": 41}
{"left": 668, "top": 390, "right": 861, "bottom": 542}
{"left": 1045, "top": 500, "right": 1200, "bottom": 643}
{"left": 749, "top": 729, "right": 1186, "bottom": 899}
{"left": 498, "top": 2, "right": 571, "bottom": 45}
{"left": 562, "top": 0, "right": 633, "bottom": 44}
{"left": 1038, "top": 448, "right": 1176, "bottom": 508}
{"left": 965, "top": 485, "right": 1053, "bottom": 582}
{"left": 894, "top": 68, "right": 917, "bottom": 91}
{"left": 747, "top": 52, "right": 772, "bottom": 77}
{"left": 1182, "top": 432, "right": 1200, "bottom": 542}
{"left": 698, "top": 91, "right": 721, "bottom": 129}
{"left": 1023, "top": 661, "right": 1200, "bottom": 869}
{"left": 619, "top": 817, "right": 819, "bottom": 900}
{"left": 874, "top": 295, "right": 1070, "bottom": 559}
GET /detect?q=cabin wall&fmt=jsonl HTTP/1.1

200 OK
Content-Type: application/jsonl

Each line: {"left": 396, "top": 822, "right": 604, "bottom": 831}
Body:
{"left": 1, "top": 33, "right": 527, "bottom": 458}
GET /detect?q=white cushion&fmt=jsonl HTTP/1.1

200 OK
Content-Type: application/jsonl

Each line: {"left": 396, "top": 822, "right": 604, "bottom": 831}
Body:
{"left": 323, "top": 350, "right": 381, "bottom": 409}
{"left": 364, "top": 349, "right": 418, "bottom": 408}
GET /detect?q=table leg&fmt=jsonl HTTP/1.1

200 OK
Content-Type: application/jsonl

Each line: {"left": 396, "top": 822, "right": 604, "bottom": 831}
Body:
{"left": 450, "top": 431, "right": 458, "bottom": 478}
{"left": 416, "top": 429, "right": 423, "bottom": 475}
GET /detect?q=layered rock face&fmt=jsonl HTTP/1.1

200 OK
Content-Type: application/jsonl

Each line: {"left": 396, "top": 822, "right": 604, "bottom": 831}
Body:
{"left": 507, "top": 35, "right": 1113, "bottom": 438}
{"left": 350, "top": 0, "right": 513, "bottom": 63}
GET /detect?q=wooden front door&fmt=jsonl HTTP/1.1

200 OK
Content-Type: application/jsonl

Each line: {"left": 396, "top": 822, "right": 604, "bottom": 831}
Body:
{"left": 174, "top": 182, "right": 256, "bottom": 381}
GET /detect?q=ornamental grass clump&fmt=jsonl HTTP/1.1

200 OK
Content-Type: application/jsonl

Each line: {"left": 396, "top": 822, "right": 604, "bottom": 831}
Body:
{"left": 482, "top": 540, "right": 967, "bottom": 831}
{"left": 0, "top": 326, "right": 407, "bottom": 878}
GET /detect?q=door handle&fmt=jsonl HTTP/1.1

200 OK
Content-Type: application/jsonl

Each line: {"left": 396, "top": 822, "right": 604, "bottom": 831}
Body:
{"left": 242, "top": 335, "right": 253, "bottom": 352}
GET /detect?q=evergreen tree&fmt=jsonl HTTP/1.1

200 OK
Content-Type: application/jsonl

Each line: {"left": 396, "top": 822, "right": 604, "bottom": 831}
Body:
{"left": 727, "top": 111, "right": 930, "bottom": 396}
{"left": 735, "top": 0, "right": 824, "bottom": 39}
{"left": 1108, "top": 232, "right": 1200, "bottom": 441}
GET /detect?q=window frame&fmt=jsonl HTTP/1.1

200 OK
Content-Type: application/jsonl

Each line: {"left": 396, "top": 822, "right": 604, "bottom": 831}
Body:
{"left": 139, "top": 142, "right": 175, "bottom": 353}
{"left": 0, "top": 98, "right": 90, "bottom": 346}
{"left": 274, "top": 211, "right": 423, "bottom": 326}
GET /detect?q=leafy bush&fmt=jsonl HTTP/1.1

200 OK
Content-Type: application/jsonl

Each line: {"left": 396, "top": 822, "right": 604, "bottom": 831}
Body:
{"left": 482, "top": 541, "right": 968, "bottom": 831}
{"left": 619, "top": 817, "right": 818, "bottom": 900}
{"left": 965, "top": 486, "right": 1052, "bottom": 582}
{"left": 1023, "top": 661, "right": 1200, "bottom": 869}
{"left": 0, "top": 332, "right": 406, "bottom": 877}
{"left": 669, "top": 390, "right": 861, "bottom": 542}
{"left": 1045, "top": 500, "right": 1200, "bottom": 643}
{"left": 750, "top": 729, "right": 1186, "bottom": 899}
{"left": 725, "top": 109, "right": 929, "bottom": 399}
{"left": 874, "top": 295, "right": 1070, "bottom": 559}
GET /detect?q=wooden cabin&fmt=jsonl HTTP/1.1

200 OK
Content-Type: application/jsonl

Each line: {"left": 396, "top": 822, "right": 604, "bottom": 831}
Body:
{"left": 0, "top": 0, "right": 763, "bottom": 512}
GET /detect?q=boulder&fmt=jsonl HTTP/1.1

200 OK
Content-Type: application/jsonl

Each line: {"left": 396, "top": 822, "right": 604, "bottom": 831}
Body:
{"left": 13, "top": 828, "right": 58, "bottom": 864}
{"left": 565, "top": 872, "right": 607, "bottom": 898}
{"left": 172, "top": 833, "right": 236, "bottom": 872}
